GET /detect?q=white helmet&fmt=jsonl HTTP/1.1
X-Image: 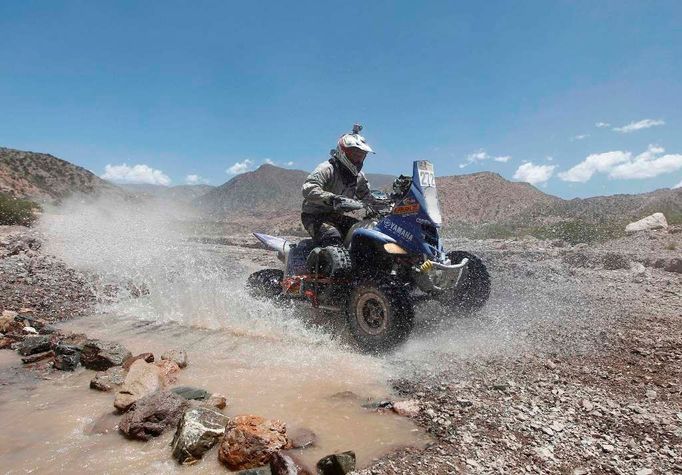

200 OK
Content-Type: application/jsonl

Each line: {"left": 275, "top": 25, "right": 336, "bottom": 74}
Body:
{"left": 334, "top": 124, "right": 375, "bottom": 176}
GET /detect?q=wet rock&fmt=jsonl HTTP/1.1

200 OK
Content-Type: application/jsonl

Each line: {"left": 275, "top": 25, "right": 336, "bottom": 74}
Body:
{"left": 86, "top": 411, "right": 120, "bottom": 435}
{"left": 119, "top": 390, "right": 189, "bottom": 440}
{"left": 114, "top": 360, "right": 164, "bottom": 411}
{"left": 90, "top": 366, "right": 127, "bottom": 391}
{"left": 287, "top": 427, "right": 318, "bottom": 449}
{"left": 218, "top": 415, "right": 289, "bottom": 471}
{"left": 626, "top": 212, "right": 668, "bottom": 233}
{"left": 81, "top": 339, "right": 132, "bottom": 371}
{"left": 361, "top": 400, "right": 392, "bottom": 410}
{"left": 270, "top": 451, "right": 313, "bottom": 475}
{"left": 316, "top": 451, "right": 356, "bottom": 475}
{"left": 236, "top": 467, "right": 272, "bottom": 475}
{"left": 122, "top": 352, "right": 154, "bottom": 370}
{"left": 328, "top": 391, "right": 361, "bottom": 401}
{"left": 17, "top": 335, "right": 51, "bottom": 356}
{"left": 161, "top": 349, "right": 188, "bottom": 368}
{"left": 172, "top": 386, "right": 210, "bottom": 401}
{"left": 59, "top": 333, "right": 88, "bottom": 348}
{"left": 54, "top": 343, "right": 81, "bottom": 356}
{"left": 203, "top": 393, "right": 228, "bottom": 410}
{"left": 155, "top": 359, "right": 180, "bottom": 384}
{"left": 392, "top": 399, "right": 420, "bottom": 417}
{"left": 21, "top": 350, "right": 54, "bottom": 364}
{"left": 171, "top": 407, "right": 229, "bottom": 465}
{"left": 54, "top": 353, "right": 80, "bottom": 371}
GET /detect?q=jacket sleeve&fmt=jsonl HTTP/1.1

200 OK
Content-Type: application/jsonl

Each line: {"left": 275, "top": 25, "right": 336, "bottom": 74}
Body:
{"left": 302, "top": 163, "right": 337, "bottom": 210}
{"left": 355, "top": 172, "right": 373, "bottom": 203}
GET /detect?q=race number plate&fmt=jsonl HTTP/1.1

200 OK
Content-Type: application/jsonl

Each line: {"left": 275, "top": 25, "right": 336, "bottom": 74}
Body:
{"left": 417, "top": 161, "right": 436, "bottom": 188}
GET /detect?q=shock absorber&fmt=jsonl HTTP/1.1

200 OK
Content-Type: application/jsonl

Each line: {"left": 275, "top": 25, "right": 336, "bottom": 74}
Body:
{"left": 418, "top": 260, "right": 433, "bottom": 272}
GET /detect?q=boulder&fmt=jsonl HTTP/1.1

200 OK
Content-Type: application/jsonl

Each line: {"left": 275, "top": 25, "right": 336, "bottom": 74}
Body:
{"left": 286, "top": 428, "right": 317, "bottom": 449}
{"left": 119, "top": 390, "right": 189, "bottom": 440}
{"left": 81, "top": 339, "right": 132, "bottom": 371}
{"left": 155, "top": 359, "right": 181, "bottom": 384}
{"left": 172, "top": 386, "right": 210, "bottom": 401}
{"left": 21, "top": 350, "right": 55, "bottom": 364}
{"left": 203, "top": 393, "right": 228, "bottom": 410}
{"left": 392, "top": 399, "right": 421, "bottom": 418}
{"left": 171, "top": 407, "right": 229, "bottom": 464}
{"left": 625, "top": 212, "right": 668, "bottom": 233}
{"left": 17, "top": 335, "right": 52, "bottom": 356}
{"left": 114, "top": 360, "right": 164, "bottom": 411}
{"left": 123, "top": 352, "right": 155, "bottom": 370}
{"left": 86, "top": 411, "right": 120, "bottom": 435}
{"left": 161, "top": 349, "right": 188, "bottom": 368}
{"left": 316, "top": 451, "right": 356, "bottom": 475}
{"left": 270, "top": 452, "right": 313, "bottom": 475}
{"left": 218, "top": 415, "right": 289, "bottom": 471}
{"left": 54, "top": 353, "right": 80, "bottom": 371}
{"left": 91, "top": 366, "right": 127, "bottom": 391}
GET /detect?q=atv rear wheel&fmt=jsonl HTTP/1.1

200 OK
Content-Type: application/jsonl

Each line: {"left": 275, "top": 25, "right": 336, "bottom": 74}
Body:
{"left": 346, "top": 280, "right": 414, "bottom": 353}
{"left": 247, "top": 269, "right": 284, "bottom": 300}
{"left": 442, "top": 251, "right": 490, "bottom": 311}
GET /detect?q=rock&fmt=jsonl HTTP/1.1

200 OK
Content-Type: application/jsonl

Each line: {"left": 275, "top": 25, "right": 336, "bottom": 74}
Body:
{"left": 601, "top": 443, "right": 615, "bottom": 453}
{"left": 361, "top": 400, "right": 392, "bottom": 410}
{"left": 287, "top": 427, "right": 318, "bottom": 449}
{"left": 155, "top": 359, "right": 180, "bottom": 384}
{"left": 114, "top": 360, "right": 164, "bottom": 411}
{"left": 602, "top": 252, "right": 630, "bottom": 270}
{"left": 626, "top": 213, "right": 668, "bottom": 233}
{"left": 392, "top": 399, "right": 420, "bottom": 417}
{"left": 90, "top": 366, "right": 127, "bottom": 391}
{"left": 54, "top": 343, "right": 81, "bottom": 355}
{"left": 0, "top": 337, "right": 15, "bottom": 349}
{"left": 270, "top": 451, "right": 312, "bottom": 475}
{"left": 17, "top": 335, "right": 51, "bottom": 356}
{"left": 316, "top": 451, "right": 356, "bottom": 475}
{"left": 0, "top": 314, "right": 22, "bottom": 334}
{"left": 635, "top": 469, "right": 653, "bottom": 475}
{"left": 218, "top": 415, "right": 289, "bottom": 470}
{"left": 54, "top": 353, "right": 80, "bottom": 371}
{"left": 203, "top": 393, "right": 228, "bottom": 410}
{"left": 21, "top": 350, "right": 54, "bottom": 364}
{"left": 81, "top": 339, "right": 132, "bottom": 371}
{"left": 581, "top": 399, "right": 594, "bottom": 411}
{"left": 172, "top": 386, "right": 210, "bottom": 401}
{"left": 456, "top": 398, "right": 473, "bottom": 408}
{"left": 119, "top": 390, "right": 189, "bottom": 440}
{"left": 2, "top": 310, "right": 19, "bottom": 319}
{"left": 236, "top": 467, "right": 272, "bottom": 475}
{"left": 122, "top": 353, "right": 154, "bottom": 370}
{"left": 171, "top": 407, "right": 229, "bottom": 465}
{"left": 22, "top": 326, "right": 38, "bottom": 335}
{"left": 631, "top": 262, "right": 646, "bottom": 274}
{"left": 161, "top": 349, "right": 188, "bottom": 368}
{"left": 645, "top": 389, "right": 657, "bottom": 400}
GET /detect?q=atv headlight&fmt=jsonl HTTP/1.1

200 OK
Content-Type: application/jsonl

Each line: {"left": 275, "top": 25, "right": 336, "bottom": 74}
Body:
{"left": 384, "top": 243, "right": 408, "bottom": 254}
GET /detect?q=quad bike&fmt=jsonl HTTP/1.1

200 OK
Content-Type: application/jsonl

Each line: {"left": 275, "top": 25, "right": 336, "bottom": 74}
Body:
{"left": 247, "top": 160, "right": 490, "bottom": 352}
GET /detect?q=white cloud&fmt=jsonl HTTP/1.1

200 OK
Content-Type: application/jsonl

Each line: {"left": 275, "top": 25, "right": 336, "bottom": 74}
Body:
{"left": 264, "top": 158, "right": 275, "bottom": 165}
{"left": 558, "top": 145, "right": 682, "bottom": 182}
{"left": 102, "top": 163, "right": 171, "bottom": 186}
{"left": 546, "top": 156, "right": 554, "bottom": 161}
{"left": 572, "top": 134, "right": 589, "bottom": 141}
{"left": 286, "top": 161, "right": 294, "bottom": 166}
{"left": 558, "top": 151, "right": 631, "bottom": 183}
{"left": 226, "top": 159, "right": 254, "bottom": 175}
{"left": 674, "top": 179, "right": 682, "bottom": 189}
{"left": 609, "top": 145, "right": 682, "bottom": 179}
{"left": 613, "top": 118, "right": 665, "bottom": 133}
{"left": 513, "top": 162, "right": 556, "bottom": 185}
{"left": 185, "top": 174, "right": 209, "bottom": 185}
{"left": 595, "top": 122, "right": 611, "bottom": 128}
{"left": 461, "top": 149, "right": 511, "bottom": 167}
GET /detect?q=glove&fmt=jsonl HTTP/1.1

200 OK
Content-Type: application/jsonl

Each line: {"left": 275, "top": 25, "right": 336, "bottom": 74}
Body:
{"left": 332, "top": 196, "right": 365, "bottom": 212}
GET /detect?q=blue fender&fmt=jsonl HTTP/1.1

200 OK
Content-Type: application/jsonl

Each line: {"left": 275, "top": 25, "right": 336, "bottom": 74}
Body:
{"left": 350, "top": 228, "right": 397, "bottom": 247}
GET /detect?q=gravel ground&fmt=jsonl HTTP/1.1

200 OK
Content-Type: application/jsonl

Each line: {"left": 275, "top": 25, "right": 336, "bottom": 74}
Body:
{"left": 1, "top": 224, "right": 680, "bottom": 474}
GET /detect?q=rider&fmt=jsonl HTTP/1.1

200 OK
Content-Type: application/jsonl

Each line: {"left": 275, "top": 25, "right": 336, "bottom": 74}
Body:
{"left": 301, "top": 124, "right": 375, "bottom": 246}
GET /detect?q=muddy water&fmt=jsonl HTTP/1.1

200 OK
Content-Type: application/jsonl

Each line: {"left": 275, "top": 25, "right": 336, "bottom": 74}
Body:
{"left": 0, "top": 314, "right": 427, "bottom": 474}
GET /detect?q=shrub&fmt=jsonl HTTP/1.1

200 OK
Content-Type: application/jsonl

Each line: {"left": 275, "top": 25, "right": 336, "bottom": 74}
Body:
{"left": 0, "top": 193, "right": 40, "bottom": 226}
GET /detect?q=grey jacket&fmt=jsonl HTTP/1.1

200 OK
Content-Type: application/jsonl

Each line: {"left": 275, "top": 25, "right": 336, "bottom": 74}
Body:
{"left": 301, "top": 159, "right": 372, "bottom": 214}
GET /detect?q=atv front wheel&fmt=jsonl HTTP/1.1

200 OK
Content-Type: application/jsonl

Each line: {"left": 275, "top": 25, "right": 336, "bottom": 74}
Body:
{"left": 247, "top": 269, "right": 284, "bottom": 300}
{"left": 346, "top": 280, "right": 414, "bottom": 353}
{"left": 442, "top": 251, "right": 490, "bottom": 311}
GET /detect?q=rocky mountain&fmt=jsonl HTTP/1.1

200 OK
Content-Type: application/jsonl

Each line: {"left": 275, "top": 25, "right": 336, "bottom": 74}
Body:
{"left": 118, "top": 183, "right": 214, "bottom": 204}
{"left": 436, "top": 172, "right": 560, "bottom": 224}
{"left": 0, "top": 147, "right": 123, "bottom": 202}
{"left": 194, "top": 164, "right": 395, "bottom": 218}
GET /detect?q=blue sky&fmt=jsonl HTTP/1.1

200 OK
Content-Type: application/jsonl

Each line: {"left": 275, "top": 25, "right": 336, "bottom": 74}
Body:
{"left": 1, "top": 1, "right": 681, "bottom": 197}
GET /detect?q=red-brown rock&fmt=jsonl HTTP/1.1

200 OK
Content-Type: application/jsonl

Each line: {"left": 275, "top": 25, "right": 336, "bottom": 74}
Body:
{"left": 218, "top": 415, "right": 289, "bottom": 470}
{"left": 123, "top": 352, "right": 154, "bottom": 370}
{"left": 155, "top": 359, "right": 180, "bottom": 384}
